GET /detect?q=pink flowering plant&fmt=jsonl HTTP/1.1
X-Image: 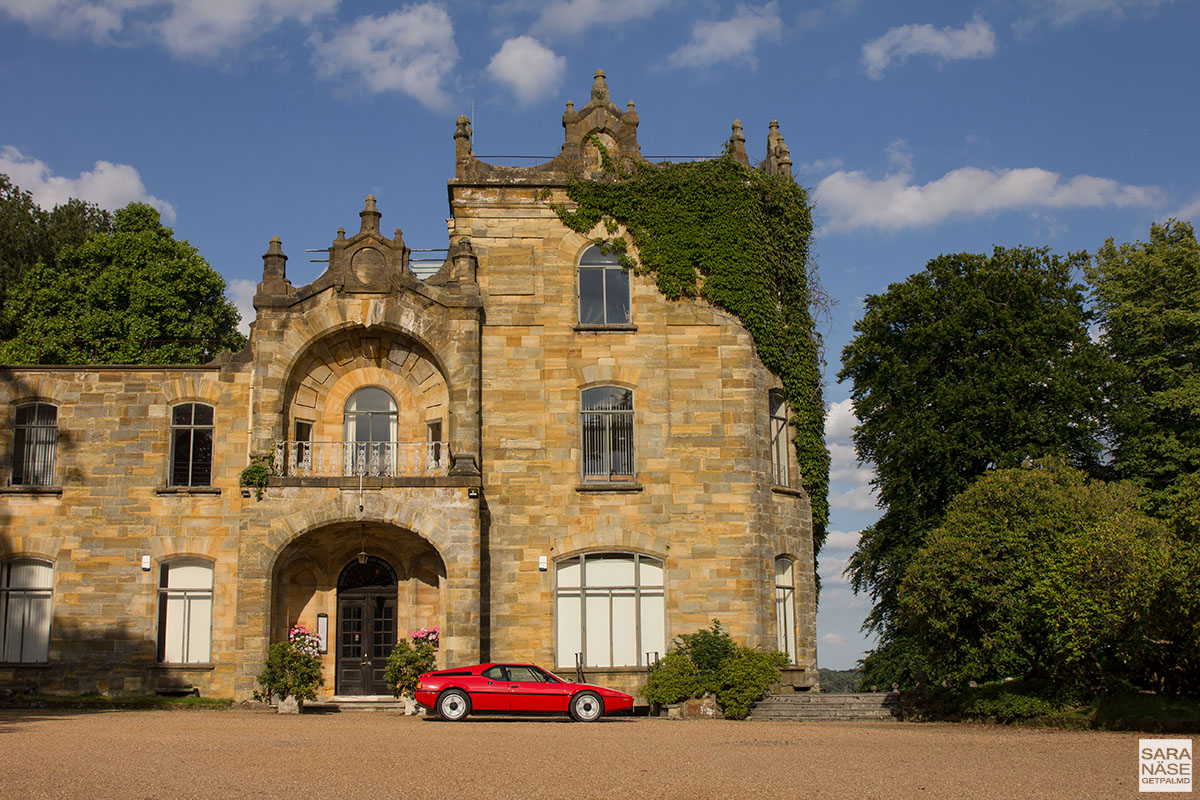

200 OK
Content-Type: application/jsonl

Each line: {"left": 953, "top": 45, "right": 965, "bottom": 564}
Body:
{"left": 384, "top": 626, "right": 439, "bottom": 699}
{"left": 410, "top": 626, "right": 439, "bottom": 649}
{"left": 253, "top": 623, "right": 325, "bottom": 704}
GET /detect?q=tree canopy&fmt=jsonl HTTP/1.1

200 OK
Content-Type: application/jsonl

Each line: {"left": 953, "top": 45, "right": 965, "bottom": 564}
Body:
{"left": 1086, "top": 219, "right": 1200, "bottom": 511}
{"left": 0, "top": 202, "right": 244, "bottom": 365}
{"left": 839, "top": 245, "right": 1110, "bottom": 643}
{"left": 0, "top": 174, "right": 112, "bottom": 338}
{"left": 899, "top": 460, "right": 1171, "bottom": 693}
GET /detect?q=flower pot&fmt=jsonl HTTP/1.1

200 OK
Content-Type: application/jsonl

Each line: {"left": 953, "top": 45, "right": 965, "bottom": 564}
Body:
{"left": 278, "top": 695, "right": 302, "bottom": 715}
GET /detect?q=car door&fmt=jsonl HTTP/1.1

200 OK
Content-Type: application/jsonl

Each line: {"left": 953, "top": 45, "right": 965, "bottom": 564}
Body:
{"left": 466, "top": 665, "right": 510, "bottom": 711}
{"left": 505, "top": 665, "right": 571, "bottom": 712}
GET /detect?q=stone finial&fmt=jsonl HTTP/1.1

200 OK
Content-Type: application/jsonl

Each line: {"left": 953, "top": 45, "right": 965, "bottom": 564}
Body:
{"left": 359, "top": 195, "right": 381, "bottom": 234}
{"left": 765, "top": 120, "right": 793, "bottom": 176}
{"left": 623, "top": 101, "right": 639, "bottom": 127}
{"left": 393, "top": 227, "right": 405, "bottom": 246}
{"left": 260, "top": 235, "right": 288, "bottom": 290}
{"left": 336, "top": 227, "right": 346, "bottom": 242}
{"left": 591, "top": 69, "right": 610, "bottom": 103}
{"left": 728, "top": 119, "right": 749, "bottom": 166}
{"left": 562, "top": 100, "right": 578, "bottom": 127}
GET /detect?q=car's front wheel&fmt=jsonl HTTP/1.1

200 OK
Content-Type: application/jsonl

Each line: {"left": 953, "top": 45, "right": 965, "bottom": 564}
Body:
{"left": 570, "top": 691, "right": 604, "bottom": 722}
{"left": 437, "top": 689, "right": 471, "bottom": 721}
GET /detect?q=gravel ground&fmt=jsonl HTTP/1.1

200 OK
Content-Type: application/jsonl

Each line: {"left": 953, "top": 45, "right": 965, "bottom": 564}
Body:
{"left": 0, "top": 709, "right": 1156, "bottom": 799}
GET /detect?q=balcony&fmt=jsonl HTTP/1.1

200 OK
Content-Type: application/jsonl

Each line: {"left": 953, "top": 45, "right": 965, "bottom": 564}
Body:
{"left": 274, "top": 441, "right": 450, "bottom": 479}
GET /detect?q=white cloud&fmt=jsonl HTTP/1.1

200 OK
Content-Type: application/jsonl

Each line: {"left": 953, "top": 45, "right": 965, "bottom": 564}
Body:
{"left": 228, "top": 278, "right": 257, "bottom": 336}
{"left": 532, "top": 0, "right": 672, "bottom": 37}
{"left": 818, "top": 553, "right": 850, "bottom": 587}
{"left": 487, "top": 36, "right": 566, "bottom": 107}
{"left": 825, "top": 397, "right": 876, "bottom": 509}
{"left": 862, "top": 14, "right": 996, "bottom": 79}
{"left": 310, "top": 4, "right": 459, "bottom": 110}
{"left": 820, "top": 632, "right": 847, "bottom": 647}
{"left": 0, "top": 145, "right": 176, "bottom": 222}
{"left": 816, "top": 150, "right": 1164, "bottom": 233}
{"left": 823, "top": 529, "right": 861, "bottom": 552}
{"left": 667, "top": 2, "right": 782, "bottom": 69}
{"left": 821, "top": 586, "right": 870, "bottom": 611}
{"left": 0, "top": 0, "right": 337, "bottom": 58}
{"left": 1172, "top": 194, "right": 1200, "bottom": 223}
{"left": 1037, "top": 0, "right": 1171, "bottom": 25}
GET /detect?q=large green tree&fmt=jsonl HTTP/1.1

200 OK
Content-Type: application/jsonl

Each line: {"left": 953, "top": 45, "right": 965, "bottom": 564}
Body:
{"left": 1086, "top": 220, "right": 1200, "bottom": 511}
{"left": 839, "top": 246, "right": 1112, "bottom": 683}
{"left": 899, "top": 460, "right": 1171, "bottom": 692}
{"left": 0, "top": 174, "right": 113, "bottom": 337}
{"left": 0, "top": 203, "right": 244, "bottom": 364}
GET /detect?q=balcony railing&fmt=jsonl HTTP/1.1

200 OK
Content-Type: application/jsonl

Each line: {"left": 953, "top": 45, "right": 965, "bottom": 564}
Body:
{"left": 274, "top": 441, "right": 450, "bottom": 478}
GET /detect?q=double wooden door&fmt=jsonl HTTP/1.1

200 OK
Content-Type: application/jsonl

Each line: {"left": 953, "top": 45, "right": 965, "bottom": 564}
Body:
{"left": 336, "top": 589, "right": 396, "bottom": 695}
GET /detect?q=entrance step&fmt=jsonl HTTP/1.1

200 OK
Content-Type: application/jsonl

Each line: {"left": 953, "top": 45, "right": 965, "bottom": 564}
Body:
{"left": 748, "top": 691, "right": 902, "bottom": 722}
{"left": 307, "top": 695, "right": 407, "bottom": 712}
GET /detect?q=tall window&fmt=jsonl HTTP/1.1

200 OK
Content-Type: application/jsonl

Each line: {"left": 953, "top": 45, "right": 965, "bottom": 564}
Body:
{"left": 1, "top": 558, "right": 53, "bottom": 663}
{"left": 775, "top": 557, "right": 797, "bottom": 664}
{"left": 11, "top": 402, "right": 58, "bottom": 487}
{"left": 170, "top": 403, "right": 214, "bottom": 487}
{"left": 581, "top": 386, "right": 634, "bottom": 480}
{"left": 578, "top": 245, "right": 631, "bottom": 325}
{"left": 343, "top": 387, "right": 397, "bottom": 476}
{"left": 157, "top": 560, "right": 213, "bottom": 664}
{"left": 556, "top": 553, "right": 665, "bottom": 669}
{"left": 769, "top": 391, "right": 790, "bottom": 487}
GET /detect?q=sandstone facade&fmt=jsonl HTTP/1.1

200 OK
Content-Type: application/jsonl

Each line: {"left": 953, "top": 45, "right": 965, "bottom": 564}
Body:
{"left": 0, "top": 72, "right": 817, "bottom": 701}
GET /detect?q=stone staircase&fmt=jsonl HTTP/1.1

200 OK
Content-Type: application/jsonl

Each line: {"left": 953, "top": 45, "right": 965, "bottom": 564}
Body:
{"left": 748, "top": 691, "right": 902, "bottom": 721}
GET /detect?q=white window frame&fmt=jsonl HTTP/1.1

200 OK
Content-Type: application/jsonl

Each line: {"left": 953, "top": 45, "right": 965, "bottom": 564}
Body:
{"left": 769, "top": 391, "right": 790, "bottom": 487}
{"left": 343, "top": 387, "right": 398, "bottom": 477}
{"left": 0, "top": 558, "right": 53, "bottom": 663}
{"left": 11, "top": 402, "right": 58, "bottom": 487}
{"left": 157, "top": 560, "right": 214, "bottom": 664}
{"left": 555, "top": 552, "right": 665, "bottom": 669}
{"left": 775, "top": 556, "right": 797, "bottom": 664}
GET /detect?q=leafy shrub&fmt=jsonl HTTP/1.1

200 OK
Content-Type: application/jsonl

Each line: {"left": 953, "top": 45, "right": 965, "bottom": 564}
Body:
{"left": 253, "top": 625, "right": 324, "bottom": 703}
{"left": 715, "top": 647, "right": 790, "bottom": 719}
{"left": 642, "top": 621, "right": 788, "bottom": 719}
{"left": 642, "top": 651, "right": 700, "bottom": 705}
{"left": 960, "top": 690, "right": 1061, "bottom": 722}
{"left": 383, "top": 639, "right": 436, "bottom": 699}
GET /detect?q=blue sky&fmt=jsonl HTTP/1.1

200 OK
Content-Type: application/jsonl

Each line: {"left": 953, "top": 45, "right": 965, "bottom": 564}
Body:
{"left": 2, "top": 0, "right": 1197, "bottom": 671}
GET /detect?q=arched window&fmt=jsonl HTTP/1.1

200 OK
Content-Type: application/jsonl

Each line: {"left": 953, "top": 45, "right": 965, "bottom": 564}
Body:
{"left": 11, "top": 402, "right": 58, "bottom": 487}
{"left": 157, "top": 559, "right": 213, "bottom": 664}
{"left": 578, "top": 245, "right": 630, "bottom": 326}
{"left": 556, "top": 552, "right": 665, "bottom": 668}
{"left": 769, "top": 391, "right": 790, "bottom": 487}
{"left": 170, "top": 403, "right": 214, "bottom": 487}
{"left": 1, "top": 558, "right": 53, "bottom": 663}
{"left": 344, "top": 387, "right": 397, "bottom": 476}
{"left": 581, "top": 386, "right": 634, "bottom": 480}
{"left": 775, "top": 556, "right": 797, "bottom": 664}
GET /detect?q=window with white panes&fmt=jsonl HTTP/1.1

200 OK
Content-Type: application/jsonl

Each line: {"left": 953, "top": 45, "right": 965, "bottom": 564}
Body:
{"left": 556, "top": 552, "right": 665, "bottom": 668}
{"left": 157, "top": 560, "right": 213, "bottom": 664}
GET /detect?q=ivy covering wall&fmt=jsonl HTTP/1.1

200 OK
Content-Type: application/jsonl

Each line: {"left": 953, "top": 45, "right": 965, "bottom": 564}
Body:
{"left": 551, "top": 145, "right": 830, "bottom": 558}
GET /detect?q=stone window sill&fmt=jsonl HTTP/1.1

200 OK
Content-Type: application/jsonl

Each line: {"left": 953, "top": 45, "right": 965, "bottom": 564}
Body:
{"left": 0, "top": 486, "right": 63, "bottom": 496}
{"left": 0, "top": 661, "right": 50, "bottom": 669}
{"left": 575, "top": 482, "right": 643, "bottom": 493}
{"left": 155, "top": 487, "right": 222, "bottom": 496}
{"left": 771, "top": 485, "right": 805, "bottom": 498}
{"left": 152, "top": 663, "right": 215, "bottom": 671}
{"left": 573, "top": 324, "right": 638, "bottom": 333}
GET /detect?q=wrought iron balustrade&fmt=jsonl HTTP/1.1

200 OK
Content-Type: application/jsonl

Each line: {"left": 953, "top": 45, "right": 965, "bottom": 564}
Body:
{"left": 274, "top": 441, "right": 450, "bottom": 478}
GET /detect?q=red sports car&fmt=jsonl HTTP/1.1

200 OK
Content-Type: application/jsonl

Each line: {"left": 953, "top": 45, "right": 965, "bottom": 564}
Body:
{"left": 414, "top": 663, "right": 634, "bottom": 722}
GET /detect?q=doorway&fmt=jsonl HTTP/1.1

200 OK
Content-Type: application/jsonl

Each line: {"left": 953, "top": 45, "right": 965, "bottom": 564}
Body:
{"left": 336, "top": 556, "right": 398, "bottom": 695}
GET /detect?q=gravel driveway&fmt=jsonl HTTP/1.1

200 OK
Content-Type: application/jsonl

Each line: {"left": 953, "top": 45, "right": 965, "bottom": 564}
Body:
{"left": 0, "top": 709, "right": 1156, "bottom": 799}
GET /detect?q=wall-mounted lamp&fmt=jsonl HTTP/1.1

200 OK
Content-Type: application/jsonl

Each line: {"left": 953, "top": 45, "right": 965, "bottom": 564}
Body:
{"left": 357, "top": 522, "right": 368, "bottom": 564}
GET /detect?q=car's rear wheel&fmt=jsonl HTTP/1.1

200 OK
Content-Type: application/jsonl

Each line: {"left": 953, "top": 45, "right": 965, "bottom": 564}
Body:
{"left": 437, "top": 689, "right": 471, "bottom": 721}
{"left": 570, "top": 691, "right": 603, "bottom": 722}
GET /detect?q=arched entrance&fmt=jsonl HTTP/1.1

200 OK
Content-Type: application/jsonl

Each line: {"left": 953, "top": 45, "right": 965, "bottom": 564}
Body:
{"left": 336, "top": 556, "right": 397, "bottom": 695}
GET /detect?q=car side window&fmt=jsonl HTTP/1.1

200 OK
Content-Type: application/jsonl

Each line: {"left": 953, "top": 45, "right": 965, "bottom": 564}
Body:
{"left": 505, "top": 666, "right": 541, "bottom": 682}
{"left": 483, "top": 666, "right": 505, "bottom": 680}
{"left": 533, "top": 667, "right": 563, "bottom": 683}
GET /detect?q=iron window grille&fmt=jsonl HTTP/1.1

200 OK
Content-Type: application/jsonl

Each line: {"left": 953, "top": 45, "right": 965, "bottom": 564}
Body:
{"left": 581, "top": 386, "right": 634, "bottom": 481}
{"left": 11, "top": 402, "right": 57, "bottom": 487}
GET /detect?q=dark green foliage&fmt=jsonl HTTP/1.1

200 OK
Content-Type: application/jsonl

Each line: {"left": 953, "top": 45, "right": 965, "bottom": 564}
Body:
{"left": 0, "top": 174, "right": 112, "bottom": 338}
{"left": 899, "top": 460, "right": 1171, "bottom": 692}
{"left": 641, "top": 650, "right": 701, "bottom": 705}
{"left": 1087, "top": 220, "right": 1200, "bottom": 511}
{"left": 817, "top": 668, "right": 861, "bottom": 693}
{"left": 238, "top": 455, "right": 275, "bottom": 501}
{"left": 857, "top": 632, "right": 933, "bottom": 692}
{"left": 253, "top": 640, "right": 324, "bottom": 703}
{"left": 383, "top": 639, "right": 436, "bottom": 699}
{"left": 839, "top": 246, "right": 1110, "bottom": 643}
{"left": 642, "top": 621, "right": 787, "bottom": 718}
{"left": 0, "top": 202, "right": 244, "bottom": 364}
{"left": 553, "top": 147, "right": 829, "bottom": 555}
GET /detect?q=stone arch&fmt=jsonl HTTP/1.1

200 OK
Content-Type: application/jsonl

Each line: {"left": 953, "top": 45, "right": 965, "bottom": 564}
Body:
{"left": 162, "top": 375, "right": 224, "bottom": 406}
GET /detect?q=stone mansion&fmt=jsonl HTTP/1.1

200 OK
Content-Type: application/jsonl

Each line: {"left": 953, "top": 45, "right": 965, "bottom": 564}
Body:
{"left": 0, "top": 72, "right": 818, "bottom": 701}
